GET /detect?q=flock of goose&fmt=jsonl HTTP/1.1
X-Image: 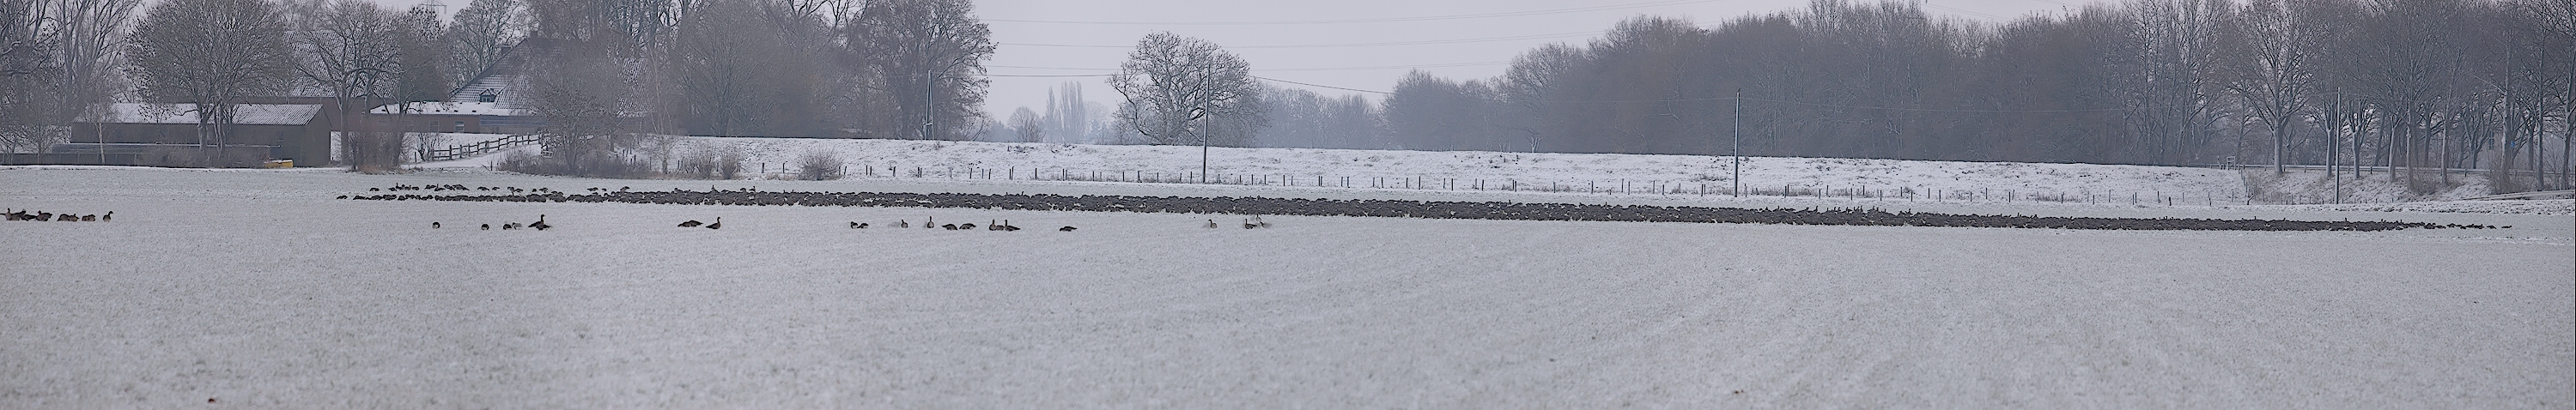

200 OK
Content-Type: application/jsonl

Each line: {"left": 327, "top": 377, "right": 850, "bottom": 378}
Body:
{"left": 5, "top": 208, "right": 108, "bottom": 222}
{"left": 841, "top": 216, "right": 1049, "bottom": 232}
{"left": 433, "top": 214, "right": 551, "bottom": 231}
{"left": 427, "top": 214, "right": 1167, "bottom": 232}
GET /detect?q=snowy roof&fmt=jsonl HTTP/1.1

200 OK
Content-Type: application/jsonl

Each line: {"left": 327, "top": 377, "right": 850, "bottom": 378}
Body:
{"left": 370, "top": 101, "right": 525, "bottom": 116}
{"left": 98, "top": 103, "right": 323, "bottom": 125}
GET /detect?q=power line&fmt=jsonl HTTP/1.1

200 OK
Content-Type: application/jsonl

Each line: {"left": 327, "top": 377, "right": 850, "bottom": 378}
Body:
{"left": 984, "top": 0, "right": 1722, "bottom": 26}
{"left": 1230, "top": 75, "right": 2212, "bottom": 112}
{"left": 982, "top": 73, "right": 1115, "bottom": 78}
{"left": 1252, "top": 75, "right": 1395, "bottom": 95}
{"left": 998, "top": 30, "right": 1606, "bottom": 49}
{"left": 990, "top": 61, "right": 1512, "bottom": 73}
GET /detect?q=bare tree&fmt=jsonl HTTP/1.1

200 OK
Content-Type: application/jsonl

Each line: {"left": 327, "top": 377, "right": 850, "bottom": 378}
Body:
{"left": 844, "top": 0, "right": 991, "bottom": 140}
{"left": 287, "top": 0, "right": 403, "bottom": 170}
{"left": 443, "top": 0, "right": 526, "bottom": 88}
{"left": 1007, "top": 106, "right": 1041, "bottom": 142}
{"left": 47, "top": 0, "right": 141, "bottom": 134}
{"left": 1383, "top": 71, "right": 1498, "bottom": 151}
{"left": 1042, "top": 81, "right": 1095, "bottom": 142}
{"left": 127, "top": 0, "right": 292, "bottom": 166}
{"left": 0, "top": 0, "right": 60, "bottom": 153}
{"left": 2216, "top": 0, "right": 2327, "bottom": 173}
{"left": 1109, "top": 32, "right": 1260, "bottom": 147}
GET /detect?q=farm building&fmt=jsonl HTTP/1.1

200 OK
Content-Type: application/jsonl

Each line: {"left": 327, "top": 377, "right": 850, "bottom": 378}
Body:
{"left": 54, "top": 103, "right": 332, "bottom": 167}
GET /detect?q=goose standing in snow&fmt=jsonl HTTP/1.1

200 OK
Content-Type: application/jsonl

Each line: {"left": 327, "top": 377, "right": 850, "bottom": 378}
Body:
{"left": 530, "top": 214, "right": 551, "bottom": 231}
{"left": 1204, "top": 219, "right": 1218, "bottom": 228}
{"left": 705, "top": 217, "right": 722, "bottom": 229}
{"left": 100, "top": 211, "right": 111, "bottom": 222}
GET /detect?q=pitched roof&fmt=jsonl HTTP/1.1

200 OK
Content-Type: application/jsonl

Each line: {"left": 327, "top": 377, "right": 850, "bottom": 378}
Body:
{"left": 370, "top": 101, "right": 524, "bottom": 116}
{"left": 96, "top": 103, "right": 324, "bottom": 125}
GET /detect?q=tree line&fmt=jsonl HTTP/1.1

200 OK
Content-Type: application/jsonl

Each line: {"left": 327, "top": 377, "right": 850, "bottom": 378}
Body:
{"left": 1377, "top": 0, "right": 2573, "bottom": 190}
{"left": 0, "top": 0, "right": 999, "bottom": 173}
{"left": 3, "top": 0, "right": 2567, "bottom": 190}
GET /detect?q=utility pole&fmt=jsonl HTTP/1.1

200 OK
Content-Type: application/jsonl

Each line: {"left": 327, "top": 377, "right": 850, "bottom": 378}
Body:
{"left": 1732, "top": 88, "right": 1742, "bottom": 197}
{"left": 1201, "top": 110, "right": 1212, "bottom": 184}
{"left": 922, "top": 69, "right": 935, "bottom": 140}
{"left": 2332, "top": 90, "right": 2342, "bottom": 204}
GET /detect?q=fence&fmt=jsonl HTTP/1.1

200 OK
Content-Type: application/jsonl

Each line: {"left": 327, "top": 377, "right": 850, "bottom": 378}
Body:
{"left": 713, "top": 160, "right": 2239, "bottom": 208}
{"left": 423, "top": 135, "right": 542, "bottom": 162}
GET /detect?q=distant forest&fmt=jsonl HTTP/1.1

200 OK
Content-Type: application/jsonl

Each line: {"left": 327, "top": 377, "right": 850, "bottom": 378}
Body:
{"left": 1359, "top": 0, "right": 2571, "bottom": 184}
{"left": 0, "top": 0, "right": 2567, "bottom": 187}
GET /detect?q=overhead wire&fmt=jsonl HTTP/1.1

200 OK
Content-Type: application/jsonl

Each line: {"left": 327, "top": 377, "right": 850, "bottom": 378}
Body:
{"left": 983, "top": 0, "right": 1723, "bottom": 26}
{"left": 999, "top": 30, "right": 1609, "bottom": 49}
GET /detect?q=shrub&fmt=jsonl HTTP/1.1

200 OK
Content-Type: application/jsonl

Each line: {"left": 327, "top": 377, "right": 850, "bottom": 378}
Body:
{"left": 675, "top": 145, "right": 744, "bottom": 179}
{"left": 798, "top": 149, "right": 841, "bottom": 180}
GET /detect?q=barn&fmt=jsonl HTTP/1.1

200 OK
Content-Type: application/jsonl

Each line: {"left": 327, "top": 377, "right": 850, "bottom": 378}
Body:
{"left": 56, "top": 103, "right": 332, "bottom": 167}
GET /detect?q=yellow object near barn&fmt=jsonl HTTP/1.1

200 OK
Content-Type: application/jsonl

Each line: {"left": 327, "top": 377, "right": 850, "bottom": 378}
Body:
{"left": 262, "top": 160, "right": 293, "bottom": 168}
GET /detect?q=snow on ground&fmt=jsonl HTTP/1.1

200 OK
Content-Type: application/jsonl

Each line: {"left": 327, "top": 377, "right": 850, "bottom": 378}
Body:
{"left": 669, "top": 137, "right": 2252, "bottom": 206}
{"left": 2239, "top": 166, "right": 2513, "bottom": 204}
{"left": 3, "top": 166, "right": 2568, "bottom": 407}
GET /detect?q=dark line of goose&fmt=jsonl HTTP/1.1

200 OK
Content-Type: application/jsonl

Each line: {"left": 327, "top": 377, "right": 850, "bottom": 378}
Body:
{"left": 346, "top": 186, "right": 2500, "bottom": 232}
{"left": 432, "top": 214, "right": 1084, "bottom": 232}
{"left": 5, "top": 208, "right": 109, "bottom": 222}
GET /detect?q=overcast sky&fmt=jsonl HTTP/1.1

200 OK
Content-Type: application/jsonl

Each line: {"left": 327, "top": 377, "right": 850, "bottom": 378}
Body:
{"left": 386, "top": 0, "right": 2085, "bottom": 118}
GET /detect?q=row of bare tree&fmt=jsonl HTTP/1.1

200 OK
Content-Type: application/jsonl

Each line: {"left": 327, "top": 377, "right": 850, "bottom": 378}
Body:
{"left": 1381, "top": 0, "right": 2574, "bottom": 190}
{"left": 0, "top": 0, "right": 996, "bottom": 173}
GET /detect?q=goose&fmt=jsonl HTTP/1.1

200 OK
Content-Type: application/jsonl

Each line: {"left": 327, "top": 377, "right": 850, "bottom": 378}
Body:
{"left": 960, "top": 223, "right": 976, "bottom": 230}
{"left": 1057, "top": 226, "right": 1077, "bottom": 232}
{"left": 940, "top": 224, "right": 957, "bottom": 230}
{"left": 898, "top": 220, "right": 909, "bottom": 228}
{"left": 4, "top": 208, "right": 14, "bottom": 220}
{"left": 481, "top": 223, "right": 491, "bottom": 230}
{"left": 501, "top": 223, "right": 517, "bottom": 230}
{"left": 432, "top": 222, "right": 441, "bottom": 229}
{"left": 530, "top": 214, "right": 550, "bottom": 231}
{"left": 677, "top": 220, "right": 703, "bottom": 227}
{"left": 1204, "top": 219, "right": 1218, "bottom": 228}
{"left": 988, "top": 220, "right": 1000, "bottom": 231}
{"left": 37, "top": 212, "right": 52, "bottom": 221}
{"left": 100, "top": 211, "right": 112, "bottom": 222}
{"left": 1001, "top": 220, "right": 1020, "bottom": 232}
{"left": 705, "top": 217, "right": 722, "bottom": 229}
{"left": 925, "top": 216, "right": 935, "bottom": 229}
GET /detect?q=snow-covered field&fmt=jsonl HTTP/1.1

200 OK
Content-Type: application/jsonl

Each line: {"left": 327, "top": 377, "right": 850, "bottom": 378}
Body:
{"left": 699, "top": 136, "right": 2258, "bottom": 205}
{"left": 3, "top": 154, "right": 2571, "bottom": 407}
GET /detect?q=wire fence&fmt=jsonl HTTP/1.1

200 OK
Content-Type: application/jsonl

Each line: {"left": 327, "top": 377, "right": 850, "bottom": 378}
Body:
{"left": 425, "top": 135, "right": 542, "bottom": 162}
{"left": 710, "top": 160, "right": 2241, "bottom": 208}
